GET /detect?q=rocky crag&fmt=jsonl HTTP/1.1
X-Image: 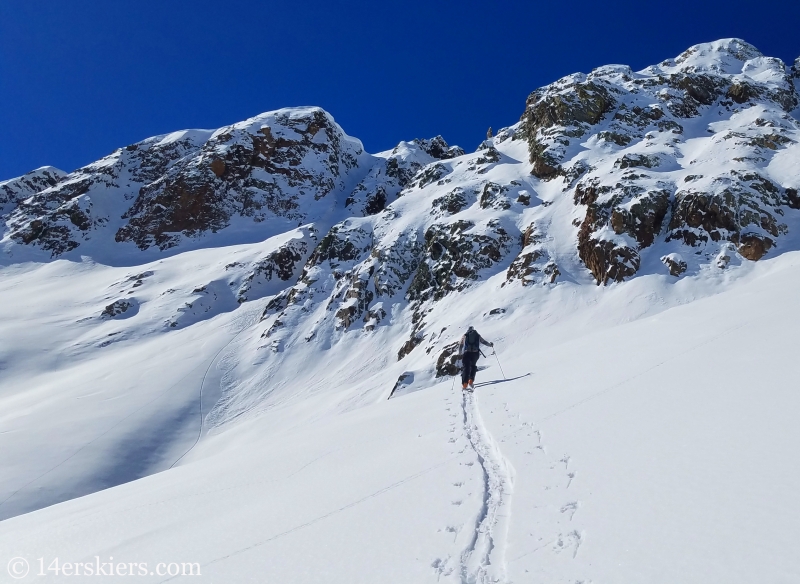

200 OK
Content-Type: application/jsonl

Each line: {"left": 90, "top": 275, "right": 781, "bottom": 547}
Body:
{"left": 2, "top": 39, "right": 799, "bottom": 382}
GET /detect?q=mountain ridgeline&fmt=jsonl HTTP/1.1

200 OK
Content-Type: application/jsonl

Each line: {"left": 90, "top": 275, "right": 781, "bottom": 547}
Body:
{"left": 2, "top": 39, "right": 799, "bottom": 370}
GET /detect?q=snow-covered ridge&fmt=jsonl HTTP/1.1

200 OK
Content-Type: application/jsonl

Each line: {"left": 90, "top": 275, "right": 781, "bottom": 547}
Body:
{"left": 0, "top": 166, "right": 67, "bottom": 216}
{"left": 2, "top": 39, "right": 800, "bottom": 584}
{"left": 1, "top": 38, "right": 798, "bottom": 403}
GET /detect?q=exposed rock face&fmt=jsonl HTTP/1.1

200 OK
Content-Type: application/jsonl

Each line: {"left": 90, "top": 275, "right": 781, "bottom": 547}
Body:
{"left": 527, "top": 39, "right": 800, "bottom": 283}
{"left": 661, "top": 253, "right": 688, "bottom": 276}
{"left": 116, "top": 108, "right": 364, "bottom": 250}
{"left": 2, "top": 38, "right": 798, "bottom": 325}
{"left": 505, "top": 223, "right": 559, "bottom": 286}
{"left": 7, "top": 131, "right": 209, "bottom": 255}
{"left": 406, "top": 220, "right": 514, "bottom": 303}
{"left": 523, "top": 77, "right": 614, "bottom": 179}
{"left": 3, "top": 108, "right": 365, "bottom": 256}
{"left": 101, "top": 299, "right": 135, "bottom": 318}
{"left": 4, "top": 37, "right": 800, "bottom": 407}
{"left": 435, "top": 342, "right": 460, "bottom": 377}
{"left": 431, "top": 187, "right": 469, "bottom": 217}
{"left": 262, "top": 220, "right": 375, "bottom": 339}
{"left": 479, "top": 182, "right": 513, "bottom": 210}
{"left": 414, "top": 136, "right": 464, "bottom": 161}
{"left": 234, "top": 230, "right": 316, "bottom": 303}
{"left": 345, "top": 137, "right": 462, "bottom": 217}
{"left": 0, "top": 167, "right": 67, "bottom": 216}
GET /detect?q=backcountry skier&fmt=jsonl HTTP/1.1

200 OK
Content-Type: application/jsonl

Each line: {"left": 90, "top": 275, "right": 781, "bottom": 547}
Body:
{"left": 458, "top": 326, "right": 493, "bottom": 391}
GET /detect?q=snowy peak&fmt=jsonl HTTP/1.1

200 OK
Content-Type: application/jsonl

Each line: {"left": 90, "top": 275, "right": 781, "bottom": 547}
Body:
{"left": 0, "top": 166, "right": 67, "bottom": 216}
{"left": 4, "top": 129, "right": 213, "bottom": 257}
{"left": 521, "top": 39, "right": 800, "bottom": 283}
{"left": 654, "top": 38, "right": 764, "bottom": 75}
{"left": 2, "top": 39, "right": 799, "bottom": 298}
{"left": 1, "top": 108, "right": 373, "bottom": 258}
{"left": 117, "top": 107, "right": 366, "bottom": 250}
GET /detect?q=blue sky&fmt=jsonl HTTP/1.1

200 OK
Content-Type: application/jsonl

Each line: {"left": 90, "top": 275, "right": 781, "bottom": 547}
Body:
{"left": 1, "top": 0, "right": 798, "bottom": 180}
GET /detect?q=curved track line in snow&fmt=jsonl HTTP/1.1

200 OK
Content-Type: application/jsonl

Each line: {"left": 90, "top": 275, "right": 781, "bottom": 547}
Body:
{"left": 0, "top": 357, "right": 206, "bottom": 513}
{"left": 158, "top": 457, "right": 456, "bottom": 583}
{"left": 0, "top": 306, "right": 263, "bottom": 515}
{"left": 169, "top": 307, "right": 262, "bottom": 469}
{"left": 537, "top": 320, "right": 749, "bottom": 425}
{"left": 458, "top": 389, "right": 514, "bottom": 584}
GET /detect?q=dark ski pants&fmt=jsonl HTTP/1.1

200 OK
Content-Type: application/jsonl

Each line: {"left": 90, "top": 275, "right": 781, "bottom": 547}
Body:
{"left": 461, "top": 351, "right": 479, "bottom": 385}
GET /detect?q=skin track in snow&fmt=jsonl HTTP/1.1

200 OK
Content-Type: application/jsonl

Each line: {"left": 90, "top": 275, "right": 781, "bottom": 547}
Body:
{"left": 451, "top": 388, "right": 514, "bottom": 583}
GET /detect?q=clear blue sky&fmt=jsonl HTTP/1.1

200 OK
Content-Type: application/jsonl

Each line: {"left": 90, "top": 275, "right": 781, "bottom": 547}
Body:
{"left": 1, "top": 0, "right": 798, "bottom": 180}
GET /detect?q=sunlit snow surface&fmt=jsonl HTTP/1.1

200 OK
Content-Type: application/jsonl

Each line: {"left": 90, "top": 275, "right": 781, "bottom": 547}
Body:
{"left": 1, "top": 38, "right": 800, "bottom": 583}
{"left": 2, "top": 249, "right": 800, "bottom": 582}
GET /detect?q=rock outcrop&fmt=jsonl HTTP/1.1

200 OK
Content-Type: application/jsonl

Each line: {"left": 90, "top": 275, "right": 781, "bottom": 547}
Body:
{"left": 520, "top": 39, "right": 800, "bottom": 283}
{"left": 345, "top": 137, "right": 462, "bottom": 217}
{"left": 0, "top": 167, "right": 67, "bottom": 216}
{"left": 116, "top": 108, "right": 365, "bottom": 250}
{"left": 2, "top": 39, "right": 798, "bottom": 309}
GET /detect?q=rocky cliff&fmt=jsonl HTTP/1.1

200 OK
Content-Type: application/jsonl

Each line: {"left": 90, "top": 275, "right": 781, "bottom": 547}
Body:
{"left": 2, "top": 39, "right": 799, "bottom": 371}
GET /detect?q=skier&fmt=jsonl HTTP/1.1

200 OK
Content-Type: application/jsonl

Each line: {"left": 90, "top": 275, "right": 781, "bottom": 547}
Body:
{"left": 458, "top": 326, "right": 493, "bottom": 391}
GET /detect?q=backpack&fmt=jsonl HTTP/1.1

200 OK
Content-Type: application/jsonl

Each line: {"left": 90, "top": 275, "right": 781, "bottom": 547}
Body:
{"left": 464, "top": 329, "right": 480, "bottom": 352}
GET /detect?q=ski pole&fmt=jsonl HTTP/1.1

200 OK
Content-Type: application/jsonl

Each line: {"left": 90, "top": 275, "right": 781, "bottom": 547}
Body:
{"left": 493, "top": 350, "right": 507, "bottom": 380}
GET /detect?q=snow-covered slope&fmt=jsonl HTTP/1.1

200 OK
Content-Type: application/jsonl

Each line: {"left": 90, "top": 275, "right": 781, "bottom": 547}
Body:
{"left": 2, "top": 251, "right": 799, "bottom": 583}
{"left": 1, "top": 39, "right": 799, "bottom": 583}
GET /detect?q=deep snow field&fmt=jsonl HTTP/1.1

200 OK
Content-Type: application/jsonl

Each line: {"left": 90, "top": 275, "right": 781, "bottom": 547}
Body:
{"left": 1, "top": 246, "right": 799, "bottom": 583}
{"left": 2, "top": 38, "right": 799, "bottom": 583}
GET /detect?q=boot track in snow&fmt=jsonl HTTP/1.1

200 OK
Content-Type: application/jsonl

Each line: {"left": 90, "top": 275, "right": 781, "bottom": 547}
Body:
{"left": 457, "top": 388, "right": 514, "bottom": 583}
